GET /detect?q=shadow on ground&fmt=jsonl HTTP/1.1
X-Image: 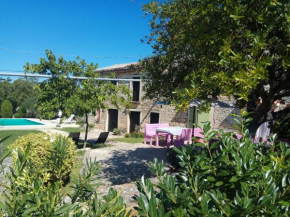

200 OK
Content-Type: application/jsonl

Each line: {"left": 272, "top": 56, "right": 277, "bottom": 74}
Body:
{"left": 95, "top": 146, "right": 169, "bottom": 186}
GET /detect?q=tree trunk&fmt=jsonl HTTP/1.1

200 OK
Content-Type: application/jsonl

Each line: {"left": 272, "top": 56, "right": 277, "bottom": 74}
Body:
{"left": 247, "top": 100, "right": 272, "bottom": 137}
{"left": 83, "top": 113, "right": 89, "bottom": 148}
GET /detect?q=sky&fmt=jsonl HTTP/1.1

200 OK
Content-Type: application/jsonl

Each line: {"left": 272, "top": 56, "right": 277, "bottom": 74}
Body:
{"left": 0, "top": 0, "right": 153, "bottom": 80}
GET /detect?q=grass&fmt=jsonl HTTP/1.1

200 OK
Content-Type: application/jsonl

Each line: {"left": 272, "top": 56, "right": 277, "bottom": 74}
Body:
{"left": 58, "top": 127, "right": 86, "bottom": 133}
{"left": 61, "top": 150, "right": 86, "bottom": 194}
{"left": 0, "top": 130, "right": 42, "bottom": 156}
{"left": 113, "top": 137, "right": 144, "bottom": 144}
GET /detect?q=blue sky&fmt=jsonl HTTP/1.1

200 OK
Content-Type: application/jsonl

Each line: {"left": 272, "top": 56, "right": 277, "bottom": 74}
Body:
{"left": 0, "top": 0, "right": 152, "bottom": 78}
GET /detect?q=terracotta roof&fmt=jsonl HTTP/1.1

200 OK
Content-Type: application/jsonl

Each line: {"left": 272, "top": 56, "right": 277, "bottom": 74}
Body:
{"left": 95, "top": 62, "right": 140, "bottom": 72}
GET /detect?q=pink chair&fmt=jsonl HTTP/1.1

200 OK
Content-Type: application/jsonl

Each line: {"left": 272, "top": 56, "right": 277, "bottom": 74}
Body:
{"left": 193, "top": 127, "right": 204, "bottom": 143}
{"left": 174, "top": 128, "right": 193, "bottom": 147}
{"left": 144, "top": 123, "right": 170, "bottom": 146}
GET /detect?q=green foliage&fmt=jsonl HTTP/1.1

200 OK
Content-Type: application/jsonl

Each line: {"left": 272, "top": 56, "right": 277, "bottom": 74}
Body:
{"left": 113, "top": 137, "right": 144, "bottom": 144}
{"left": 135, "top": 119, "right": 290, "bottom": 216}
{"left": 113, "top": 128, "right": 121, "bottom": 135}
{"left": 272, "top": 119, "right": 290, "bottom": 139}
{"left": 59, "top": 127, "right": 86, "bottom": 133}
{"left": 0, "top": 147, "right": 131, "bottom": 216}
{"left": 123, "top": 132, "right": 144, "bottom": 138}
{"left": 25, "top": 50, "right": 132, "bottom": 148}
{"left": 9, "top": 78, "right": 38, "bottom": 111}
{"left": 14, "top": 106, "right": 26, "bottom": 118}
{"left": 0, "top": 130, "right": 41, "bottom": 157}
{"left": 130, "top": 132, "right": 144, "bottom": 138}
{"left": 0, "top": 78, "right": 37, "bottom": 114}
{"left": 9, "top": 133, "right": 77, "bottom": 184}
{"left": 142, "top": 0, "right": 290, "bottom": 126}
{"left": 20, "top": 95, "right": 38, "bottom": 117}
{"left": 1, "top": 99, "right": 13, "bottom": 118}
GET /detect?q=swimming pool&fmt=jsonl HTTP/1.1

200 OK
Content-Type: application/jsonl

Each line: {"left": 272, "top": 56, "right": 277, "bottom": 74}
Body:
{"left": 0, "top": 119, "right": 44, "bottom": 126}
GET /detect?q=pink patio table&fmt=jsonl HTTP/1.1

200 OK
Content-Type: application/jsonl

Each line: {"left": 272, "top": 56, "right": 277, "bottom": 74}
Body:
{"left": 156, "top": 127, "right": 185, "bottom": 148}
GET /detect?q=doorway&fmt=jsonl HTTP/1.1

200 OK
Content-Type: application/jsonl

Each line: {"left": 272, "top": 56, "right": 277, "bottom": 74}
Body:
{"left": 188, "top": 106, "right": 210, "bottom": 128}
{"left": 129, "top": 111, "right": 140, "bottom": 133}
{"left": 108, "top": 109, "right": 118, "bottom": 132}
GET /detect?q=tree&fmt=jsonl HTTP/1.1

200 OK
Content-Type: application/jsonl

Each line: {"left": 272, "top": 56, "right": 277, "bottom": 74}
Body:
{"left": 0, "top": 80, "right": 12, "bottom": 107}
{"left": 25, "top": 50, "right": 131, "bottom": 147}
{"left": 142, "top": 0, "right": 290, "bottom": 132}
{"left": 1, "top": 100, "right": 13, "bottom": 118}
{"left": 9, "top": 78, "right": 38, "bottom": 111}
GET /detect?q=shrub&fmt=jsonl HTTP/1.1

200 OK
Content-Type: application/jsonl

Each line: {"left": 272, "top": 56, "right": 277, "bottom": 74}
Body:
{"left": 14, "top": 106, "right": 26, "bottom": 118}
{"left": 1, "top": 99, "right": 13, "bottom": 118}
{"left": 124, "top": 133, "right": 130, "bottom": 138}
{"left": 135, "top": 112, "right": 290, "bottom": 216}
{"left": 9, "top": 133, "right": 77, "bottom": 184}
{"left": 0, "top": 147, "right": 131, "bottom": 216}
{"left": 130, "top": 132, "right": 144, "bottom": 138}
{"left": 113, "top": 128, "right": 121, "bottom": 135}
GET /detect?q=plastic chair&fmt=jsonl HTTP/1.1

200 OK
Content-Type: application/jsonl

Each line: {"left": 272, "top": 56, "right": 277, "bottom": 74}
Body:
{"left": 193, "top": 127, "right": 204, "bottom": 143}
{"left": 174, "top": 128, "right": 193, "bottom": 147}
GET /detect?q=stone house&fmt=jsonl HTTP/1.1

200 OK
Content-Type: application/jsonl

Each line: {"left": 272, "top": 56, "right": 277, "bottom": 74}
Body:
{"left": 93, "top": 62, "right": 240, "bottom": 133}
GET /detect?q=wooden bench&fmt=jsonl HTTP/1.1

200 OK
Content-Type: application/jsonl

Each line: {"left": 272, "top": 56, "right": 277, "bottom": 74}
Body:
{"left": 144, "top": 123, "right": 170, "bottom": 146}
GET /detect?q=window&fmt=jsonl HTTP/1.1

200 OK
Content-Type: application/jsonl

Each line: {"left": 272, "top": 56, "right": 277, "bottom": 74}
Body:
{"left": 132, "top": 77, "right": 140, "bottom": 102}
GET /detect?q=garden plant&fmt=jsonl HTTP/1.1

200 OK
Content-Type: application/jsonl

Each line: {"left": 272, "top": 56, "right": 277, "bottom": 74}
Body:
{"left": 135, "top": 112, "right": 290, "bottom": 216}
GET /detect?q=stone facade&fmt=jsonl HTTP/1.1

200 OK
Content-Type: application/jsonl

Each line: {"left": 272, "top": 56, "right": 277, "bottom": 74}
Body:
{"left": 93, "top": 63, "right": 239, "bottom": 133}
{"left": 210, "top": 96, "right": 241, "bottom": 131}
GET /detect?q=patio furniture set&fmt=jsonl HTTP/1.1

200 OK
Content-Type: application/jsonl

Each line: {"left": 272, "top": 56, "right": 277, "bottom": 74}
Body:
{"left": 143, "top": 121, "right": 282, "bottom": 148}
{"left": 144, "top": 123, "right": 204, "bottom": 148}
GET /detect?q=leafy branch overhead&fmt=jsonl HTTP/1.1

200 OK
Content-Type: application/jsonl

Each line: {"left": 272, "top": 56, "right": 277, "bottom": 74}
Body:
{"left": 141, "top": 0, "right": 290, "bottom": 128}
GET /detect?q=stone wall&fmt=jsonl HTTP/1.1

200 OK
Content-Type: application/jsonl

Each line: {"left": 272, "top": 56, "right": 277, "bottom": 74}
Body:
{"left": 92, "top": 70, "right": 240, "bottom": 133}
{"left": 211, "top": 96, "right": 241, "bottom": 131}
{"left": 93, "top": 72, "right": 188, "bottom": 133}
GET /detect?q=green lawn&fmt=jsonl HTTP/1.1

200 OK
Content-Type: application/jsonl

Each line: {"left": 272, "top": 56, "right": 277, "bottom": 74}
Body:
{"left": 113, "top": 137, "right": 144, "bottom": 144}
{"left": 0, "top": 130, "right": 42, "bottom": 155}
{"left": 58, "top": 127, "right": 86, "bottom": 133}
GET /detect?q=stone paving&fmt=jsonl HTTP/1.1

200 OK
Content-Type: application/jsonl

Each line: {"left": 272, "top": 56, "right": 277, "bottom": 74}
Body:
{"left": 86, "top": 140, "right": 170, "bottom": 210}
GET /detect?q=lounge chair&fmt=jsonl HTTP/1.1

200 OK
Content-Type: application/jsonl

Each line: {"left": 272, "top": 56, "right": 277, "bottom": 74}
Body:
{"left": 63, "top": 114, "right": 76, "bottom": 124}
{"left": 51, "top": 118, "right": 61, "bottom": 124}
{"left": 68, "top": 132, "right": 80, "bottom": 146}
{"left": 89, "top": 132, "right": 109, "bottom": 147}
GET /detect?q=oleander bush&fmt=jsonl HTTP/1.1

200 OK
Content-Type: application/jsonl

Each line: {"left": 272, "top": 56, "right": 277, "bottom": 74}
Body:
{"left": 135, "top": 112, "right": 290, "bottom": 216}
{"left": 9, "top": 133, "right": 77, "bottom": 184}
{"left": 0, "top": 146, "right": 131, "bottom": 216}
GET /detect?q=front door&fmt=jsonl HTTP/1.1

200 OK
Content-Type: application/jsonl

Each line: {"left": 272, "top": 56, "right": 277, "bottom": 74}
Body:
{"left": 197, "top": 110, "right": 210, "bottom": 127}
{"left": 108, "top": 109, "right": 118, "bottom": 132}
{"left": 130, "top": 111, "right": 140, "bottom": 133}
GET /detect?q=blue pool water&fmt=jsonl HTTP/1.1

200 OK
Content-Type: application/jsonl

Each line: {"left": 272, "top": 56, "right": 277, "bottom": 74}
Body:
{"left": 0, "top": 119, "right": 44, "bottom": 126}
